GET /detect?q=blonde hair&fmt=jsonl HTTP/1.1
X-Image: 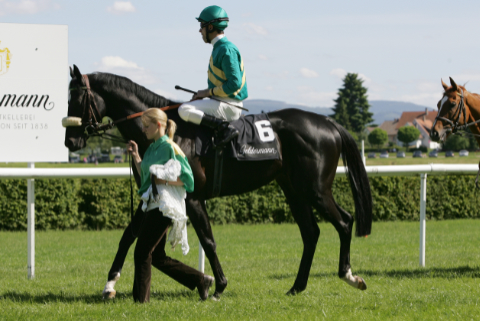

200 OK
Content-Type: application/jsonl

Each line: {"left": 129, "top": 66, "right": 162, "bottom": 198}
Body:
{"left": 141, "top": 108, "right": 185, "bottom": 157}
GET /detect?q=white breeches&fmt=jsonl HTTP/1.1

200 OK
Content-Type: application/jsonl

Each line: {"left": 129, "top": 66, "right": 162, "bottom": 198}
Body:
{"left": 178, "top": 97, "right": 243, "bottom": 124}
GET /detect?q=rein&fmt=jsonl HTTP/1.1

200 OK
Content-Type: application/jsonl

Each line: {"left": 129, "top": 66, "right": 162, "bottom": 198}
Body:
{"left": 64, "top": 74, "right": 182, "bottom": 222}
{"left": 65, "top": 74, "right": 181, "bottom": 141}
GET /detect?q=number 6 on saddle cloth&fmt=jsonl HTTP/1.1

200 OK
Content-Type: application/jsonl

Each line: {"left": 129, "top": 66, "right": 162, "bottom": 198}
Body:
{"left": 196, "top": 113, "right": 281, "bottom": 196}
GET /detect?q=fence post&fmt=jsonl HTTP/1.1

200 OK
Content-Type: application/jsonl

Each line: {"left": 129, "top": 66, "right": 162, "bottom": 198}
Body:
{"left": 361, "top": 140, "right": 366, "bottom": 166}
{"left": 419, "top": 173, "right": 427, "bottom": 267}
{"left": 27, "top": 162, "right": 35, "bottom": 279}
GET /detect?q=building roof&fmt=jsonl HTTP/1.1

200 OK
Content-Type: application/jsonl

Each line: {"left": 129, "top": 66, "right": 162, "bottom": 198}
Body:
{"left": 379, "top": 119, "right": 399, "bottom": 136}
{"left": 396, "top": 109, "right": 437, "bottom": 131}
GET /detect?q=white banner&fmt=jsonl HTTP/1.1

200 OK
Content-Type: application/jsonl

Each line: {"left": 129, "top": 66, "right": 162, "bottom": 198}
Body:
{"left": 0, "top": 23, "right": 68, "bottom": 162}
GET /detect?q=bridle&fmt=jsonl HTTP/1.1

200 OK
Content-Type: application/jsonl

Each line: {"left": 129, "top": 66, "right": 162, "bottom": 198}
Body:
{"left": 433, "top": 88, "right": 480, "bottom": 136}
{"left": 66, "top": 74, "right": 111, "bottom": 138}
{"left": 63, "top": 74, "right": 181, "bottom": 143}
{"left": 433, "top": 87, "right": 480, "bottom": 188}
{"left": 434, "top": 88, "right": 467, "bottom": 134}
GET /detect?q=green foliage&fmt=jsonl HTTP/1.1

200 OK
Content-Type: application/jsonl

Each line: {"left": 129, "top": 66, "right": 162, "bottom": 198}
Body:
{"left": 329, "top": 99, "right": 350, "bottom": 129}
{"left": 1, "top": 175, "right": 480, "bottom": 231}
{"left": 443, "top": 134, "right": 470, "bottom": 151}
{"left": 330, "top": 73, "right": 373, "bottom": 133}
{"left": 397, "top": 126, "right": 420, "bottom": 149}
{"left": 368, "top": 128, "right": 388, "bottom": 149}
{"left": 78, "top": 179, "right": 140, "bottom": 230}
{"left": 0, "top": 179, "right": 139, "bottom": 231}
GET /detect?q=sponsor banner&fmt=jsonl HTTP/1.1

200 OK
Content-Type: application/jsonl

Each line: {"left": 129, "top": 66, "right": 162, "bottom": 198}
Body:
{"left": 0, "top": 23, "right": 68, "bottom": 162}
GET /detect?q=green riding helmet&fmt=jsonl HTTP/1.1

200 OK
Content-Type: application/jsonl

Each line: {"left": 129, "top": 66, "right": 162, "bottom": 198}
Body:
{"left": 196, "top": 5, "right": 229, "bottom": 31}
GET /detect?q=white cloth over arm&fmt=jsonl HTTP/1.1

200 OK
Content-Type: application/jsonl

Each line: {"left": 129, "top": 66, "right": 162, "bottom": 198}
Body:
{"left": 139, "top": 159, "right": 190, "bottom": 255}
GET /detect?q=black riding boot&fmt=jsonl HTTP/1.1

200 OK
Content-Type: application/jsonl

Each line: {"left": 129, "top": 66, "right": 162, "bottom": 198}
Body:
{"left": 200, "top": 114, "right": 239, "bottom": 148}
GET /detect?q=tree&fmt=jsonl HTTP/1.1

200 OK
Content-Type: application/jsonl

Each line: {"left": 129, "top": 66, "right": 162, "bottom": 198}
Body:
{"left": 443, "top": 134, "right": 470, "bottom": 151}
{"left": 330, "top": 98, "right": 351, "bottom": 130}
{"left": 368, "top": 128, "right": 388, "bottom": 149}
{"left": 330, "top": 73, "right": 373, "bottom": 134}
{"left": 397, "top": 126, "right": 420, "bottom": 151}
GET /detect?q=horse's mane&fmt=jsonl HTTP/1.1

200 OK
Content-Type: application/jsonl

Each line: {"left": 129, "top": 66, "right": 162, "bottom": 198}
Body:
{"left": 88, "top": 72, "right": 180, "bottom": 108}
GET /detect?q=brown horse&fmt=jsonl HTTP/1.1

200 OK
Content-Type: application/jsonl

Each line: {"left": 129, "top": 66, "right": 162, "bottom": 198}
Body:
{"left": 431, "top": 77, "right": 480, "bottom": 149}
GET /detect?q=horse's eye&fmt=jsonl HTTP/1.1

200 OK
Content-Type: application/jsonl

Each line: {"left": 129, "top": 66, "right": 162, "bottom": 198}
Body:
{"left": 450, "top": 101, "right": 456, "bottom": 108}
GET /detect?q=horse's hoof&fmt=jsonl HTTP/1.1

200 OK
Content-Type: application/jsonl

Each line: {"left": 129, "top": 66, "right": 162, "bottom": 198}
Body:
{"left": 211, "top": 292, "right": 221, "bottom": 301}
{"left": 286, "top": 288, "right": 298, "bottom": 296}
{"left": 103, "top": 290, "right": 116, "bottom": 300}
{"left": 356, "top": 276, "right": 367, "bottom": 291}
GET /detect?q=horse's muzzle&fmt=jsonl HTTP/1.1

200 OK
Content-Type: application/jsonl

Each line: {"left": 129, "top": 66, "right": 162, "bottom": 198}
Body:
{"left": 65, "top": 134, "right": 86, "bottom": 152}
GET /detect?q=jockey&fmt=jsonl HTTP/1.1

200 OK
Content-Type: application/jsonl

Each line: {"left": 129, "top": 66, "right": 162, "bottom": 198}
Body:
{"left": 178, "top": 5, "right": 248, "bottom": 148}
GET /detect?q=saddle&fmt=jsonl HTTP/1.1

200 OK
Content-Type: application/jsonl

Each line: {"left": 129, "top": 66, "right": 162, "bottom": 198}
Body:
{"left": 195, "top": 113, "right": 281, "bottom": 197}
{"left": 195, "top": 113, "right": 280, "bottom": 161}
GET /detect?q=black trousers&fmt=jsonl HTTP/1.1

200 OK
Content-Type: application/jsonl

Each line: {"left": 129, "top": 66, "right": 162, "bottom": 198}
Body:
{"left": 132, "top": 207, "right": 204, "bottom": 303}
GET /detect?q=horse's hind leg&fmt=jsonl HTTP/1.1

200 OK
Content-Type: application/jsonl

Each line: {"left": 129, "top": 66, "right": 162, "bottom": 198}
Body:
{"left": 287, "top": 200, "right": 320, "bottom": 295}
{"left": 186, "top": 198, "right": 227, "bottom": 300}
{"left": 277, "top": 177, "right": 320, "bottom": 295}
{"left": 313, "top": 194, "right": 367, "bottom": 291}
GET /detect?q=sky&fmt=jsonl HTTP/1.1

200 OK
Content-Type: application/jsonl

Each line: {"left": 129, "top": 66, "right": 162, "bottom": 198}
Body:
{"left": 2, "top": 0, "right": 480, "bottom": 109}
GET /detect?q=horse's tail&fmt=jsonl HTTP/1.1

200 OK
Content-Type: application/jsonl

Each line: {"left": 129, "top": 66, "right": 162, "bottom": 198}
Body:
{"left": 330, "top": 120, "right": 372, "bottom": 237}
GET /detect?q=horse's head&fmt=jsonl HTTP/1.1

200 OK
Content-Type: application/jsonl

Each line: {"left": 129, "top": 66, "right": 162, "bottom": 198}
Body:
{"left": 430, "top": 77, "right": 466, "bottom": 142}
{"left": 63, "top": 65, "right": 107, "bottom": 151}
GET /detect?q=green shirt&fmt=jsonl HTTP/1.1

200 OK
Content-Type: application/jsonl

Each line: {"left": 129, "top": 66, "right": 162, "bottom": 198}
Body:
{"left": 208, "top": 37, "right": 248, "bottom": 100}
{"left": 138, "top": 135, "right": 194, "bottom": 195}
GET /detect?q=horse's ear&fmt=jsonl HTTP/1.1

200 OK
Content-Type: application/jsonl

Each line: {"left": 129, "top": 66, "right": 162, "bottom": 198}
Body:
{"left": 69, "top": 66, "right": 74, "bottom": 78}
{"left": 449, "top": 77, "right": 458, "bottom": 91}
{"left": 441, "top": 79, "right": 448, "bottom": 91}
{"left": 73, "top": 65, "right": 85, "bottom": 85}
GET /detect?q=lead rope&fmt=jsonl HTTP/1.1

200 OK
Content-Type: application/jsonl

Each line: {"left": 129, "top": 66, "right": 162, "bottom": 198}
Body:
{"left": 129, "top": 152, "right": 134, "bottom": 221}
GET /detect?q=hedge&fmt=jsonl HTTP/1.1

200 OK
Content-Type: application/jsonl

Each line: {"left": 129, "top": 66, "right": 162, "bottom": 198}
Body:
{"left": 1, "top": 176, "right": 479, "bottom": 231}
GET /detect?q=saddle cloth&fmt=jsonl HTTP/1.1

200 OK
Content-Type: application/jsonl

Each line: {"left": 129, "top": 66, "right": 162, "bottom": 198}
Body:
{"left": 195, "top": 113, "right": 281, "bottom": 161}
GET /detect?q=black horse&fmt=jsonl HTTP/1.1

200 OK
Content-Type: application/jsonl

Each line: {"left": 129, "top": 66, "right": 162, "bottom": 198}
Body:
{"left": 64, "top": 65, "right": 372, "bottom": 299}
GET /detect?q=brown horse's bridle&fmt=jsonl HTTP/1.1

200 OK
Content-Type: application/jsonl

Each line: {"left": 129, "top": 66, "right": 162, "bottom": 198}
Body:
{"left": 434, "top": 88, "right": 480, "bottom": 135}
{"left": 433, "top": 88, "right": 467, "bottom": 134}
{"left": 434, "top": 88, "right": 480, "bottom": 188}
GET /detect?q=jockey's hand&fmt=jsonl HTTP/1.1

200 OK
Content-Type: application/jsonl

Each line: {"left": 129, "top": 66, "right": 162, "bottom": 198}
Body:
{"left": 192, "top": 88, "right": 210, "bottom": 100}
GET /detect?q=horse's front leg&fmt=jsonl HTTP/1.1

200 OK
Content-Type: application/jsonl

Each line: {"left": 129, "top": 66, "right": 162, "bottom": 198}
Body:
{"left": 186, "top": 198, "right": 227, "bottom": 300}
{"left": 103, "top": 202, "right": 145, "bottom": 299}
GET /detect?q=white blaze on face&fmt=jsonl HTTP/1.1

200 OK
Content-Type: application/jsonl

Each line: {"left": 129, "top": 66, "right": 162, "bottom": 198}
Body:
{"left": 433, "top": 95, "right": 449, "bottom": 130}
{"left": 439, "top": 96, "right": 448, "bottom": 112}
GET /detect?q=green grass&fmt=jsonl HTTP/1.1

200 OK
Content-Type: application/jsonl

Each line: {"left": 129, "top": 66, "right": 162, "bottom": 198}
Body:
{"left": 1, "top": 220, "right": 480, "bottom": 320}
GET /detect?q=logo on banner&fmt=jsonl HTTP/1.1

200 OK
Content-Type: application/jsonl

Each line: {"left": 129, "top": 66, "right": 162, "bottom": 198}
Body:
{"left": 0, "top": 41, "right": 12, "bottom": 76}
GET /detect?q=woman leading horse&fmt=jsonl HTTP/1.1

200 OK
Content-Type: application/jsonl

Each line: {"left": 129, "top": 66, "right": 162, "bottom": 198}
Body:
{"left": 64, "top": 65, "right": 372, "bottom": 300}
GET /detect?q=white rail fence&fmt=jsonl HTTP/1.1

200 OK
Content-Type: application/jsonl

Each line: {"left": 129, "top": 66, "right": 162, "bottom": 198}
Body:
{"left": 0, "top": 163, "right": 478, "bottom": 279}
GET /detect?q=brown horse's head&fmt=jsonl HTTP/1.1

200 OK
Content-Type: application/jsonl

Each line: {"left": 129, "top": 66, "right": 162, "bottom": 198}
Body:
{"left": 430, "top": 77, "right": 465, "bottom": 142}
